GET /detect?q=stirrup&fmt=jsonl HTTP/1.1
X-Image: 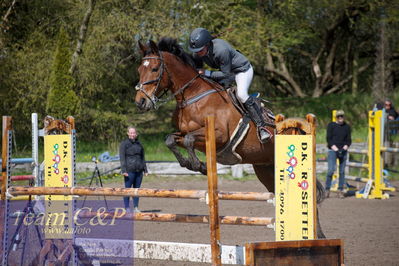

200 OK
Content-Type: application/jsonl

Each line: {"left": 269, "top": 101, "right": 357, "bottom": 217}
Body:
{"left": 258, "top": 126, "right": 272, "bottom": 143}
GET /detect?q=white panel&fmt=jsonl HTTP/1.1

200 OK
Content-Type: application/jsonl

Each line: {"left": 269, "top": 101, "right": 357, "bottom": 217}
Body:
{"left": 76, "top": 238, "right": 245, "bottom": 265}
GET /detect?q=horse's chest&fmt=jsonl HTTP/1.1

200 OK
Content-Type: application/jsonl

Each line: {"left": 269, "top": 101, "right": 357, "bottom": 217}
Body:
{"left": 179, "top": 120, "right": 198, "bottom": 134}
{"left": 175, "top": 108, "right": 201, "bottom": 134}
{"left": 178, "top": 116, "right": 202, "bottom": 134}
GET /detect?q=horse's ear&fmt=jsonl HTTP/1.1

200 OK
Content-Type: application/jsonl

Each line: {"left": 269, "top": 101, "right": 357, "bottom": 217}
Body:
{"left": 148, "top": 40, "right": 159, "bottom": 55}
{"left": 138, "top": 41, "right": 146, "bottom": 55}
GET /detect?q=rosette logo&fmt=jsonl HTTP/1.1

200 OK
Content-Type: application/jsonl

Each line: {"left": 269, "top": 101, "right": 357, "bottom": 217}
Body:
{"left": 60, "top": 175, "right": 69, "bottom": 184}
{"left": 52, "top": 143, "right": 60, "bottom": 174}
{"left": 286, "top": 144, "right": 298, "bottom": 179}
{"left": 298, "top": 180, "right": 309, "bottom": 190}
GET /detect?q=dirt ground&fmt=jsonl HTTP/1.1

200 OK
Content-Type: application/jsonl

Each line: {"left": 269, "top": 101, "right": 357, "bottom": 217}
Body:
{"left": 5, "top": 177, "right": 398, "bottom": 265}
{"left": 129, "top": 178, "right": 399, "bottom": 266}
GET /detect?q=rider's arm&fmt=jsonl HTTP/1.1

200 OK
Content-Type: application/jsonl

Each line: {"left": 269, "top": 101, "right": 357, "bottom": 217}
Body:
{"left": 209, "top": 48, "right": 232, "bottom": 81}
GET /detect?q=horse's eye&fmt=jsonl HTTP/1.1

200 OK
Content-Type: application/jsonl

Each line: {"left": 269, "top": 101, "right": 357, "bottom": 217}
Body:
{"left": 152, "top": 68, "right": 159, "bottom": 72}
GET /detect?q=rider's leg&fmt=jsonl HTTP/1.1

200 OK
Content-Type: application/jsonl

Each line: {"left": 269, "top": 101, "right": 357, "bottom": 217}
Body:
{"left": 236, "top": 66, "right": 271, "bottom": 143}
{"left": 235, "top": 66, "right": 252, "bottom": 103}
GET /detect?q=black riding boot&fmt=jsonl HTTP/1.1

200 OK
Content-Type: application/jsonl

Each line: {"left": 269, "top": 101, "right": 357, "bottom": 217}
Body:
{"left": 244, "top": 97, "right": 271, "bottom": 143}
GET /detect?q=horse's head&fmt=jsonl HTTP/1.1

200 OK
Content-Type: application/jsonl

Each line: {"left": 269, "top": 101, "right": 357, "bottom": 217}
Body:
{"left": 135, "top": 40, "right": 170, "bottom": 111}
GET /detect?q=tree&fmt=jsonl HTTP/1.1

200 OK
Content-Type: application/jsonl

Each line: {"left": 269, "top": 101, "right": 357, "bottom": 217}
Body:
{"left": 46, "top": 27, "right": 79, "bottom": 118}
{"left": 70, "top": 0, "right": 96, "bottom": 75}
{"left": 372, "top": 10, "right": 394, "bottom": 101}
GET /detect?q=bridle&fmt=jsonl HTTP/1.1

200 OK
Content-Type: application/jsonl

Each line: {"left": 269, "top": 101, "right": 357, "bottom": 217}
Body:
{"left": 135, "top": 51, "right": 200, "bottom": 109}
{"left": 135, "top": 52, "right": 167, "bottom": 109}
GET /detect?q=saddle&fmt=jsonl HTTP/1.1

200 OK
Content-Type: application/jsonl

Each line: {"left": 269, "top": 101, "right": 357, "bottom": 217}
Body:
{"left": 216, "top": 86, "right": 275, "bottom": 165}
{"left": 227, "top": 86, "right": 275, "bottom": 124}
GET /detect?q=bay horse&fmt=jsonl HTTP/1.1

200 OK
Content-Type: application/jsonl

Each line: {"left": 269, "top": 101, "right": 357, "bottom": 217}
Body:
{"left": 135, "top": 38, "right": 325, "bottom": 238}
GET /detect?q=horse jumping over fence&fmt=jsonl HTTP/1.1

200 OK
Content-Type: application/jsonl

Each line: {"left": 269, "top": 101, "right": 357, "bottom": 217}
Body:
{"left": 134, "top": 38, "right": 325, "bottom": 238}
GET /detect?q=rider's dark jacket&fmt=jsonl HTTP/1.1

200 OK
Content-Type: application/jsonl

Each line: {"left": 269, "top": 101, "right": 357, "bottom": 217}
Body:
{"left": 119, "top": 138, "right": 148, "bottom": 173}
{"left": 194, "top": 39, "right": 251, "bottom": 86}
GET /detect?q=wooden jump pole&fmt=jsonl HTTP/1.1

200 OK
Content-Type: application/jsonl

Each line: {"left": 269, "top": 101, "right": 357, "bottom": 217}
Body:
{"left": 205, "top": 115, "right": 221, "bottom": 266}
{"left": 0, "top": 175, "right": 35, "bottom": 182}
{"left": 76, "top": 211, "right": 274, "bottom": 226}
{"left": 8, "top": 186, "right": 274, "bottom": 201}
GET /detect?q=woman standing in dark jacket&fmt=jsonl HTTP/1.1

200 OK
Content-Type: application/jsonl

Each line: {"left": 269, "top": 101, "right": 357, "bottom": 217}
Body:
{"left": 119, "top": 126, "right": 147, "bottom": 212}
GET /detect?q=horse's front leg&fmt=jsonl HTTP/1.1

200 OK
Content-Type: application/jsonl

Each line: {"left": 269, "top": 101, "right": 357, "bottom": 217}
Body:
{"left": 165, "top": 133, "right": 191, "bottom": 169}
{"left": 184, "top": 127, "right": 218, "bottom": 175}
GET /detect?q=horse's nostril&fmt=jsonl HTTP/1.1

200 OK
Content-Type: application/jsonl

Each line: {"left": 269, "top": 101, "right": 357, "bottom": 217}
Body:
{"left": 136, "top": 98, "right": 146, "bottom": 109}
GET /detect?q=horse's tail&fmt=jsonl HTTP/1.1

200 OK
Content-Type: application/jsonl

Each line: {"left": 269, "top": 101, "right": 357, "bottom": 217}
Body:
{"left": 316, "top": 178, "right": 325, "bottom": 204}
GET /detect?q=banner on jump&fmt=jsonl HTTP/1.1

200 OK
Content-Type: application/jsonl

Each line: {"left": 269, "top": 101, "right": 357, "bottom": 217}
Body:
{"left": 275, "top": 135, "right": 316, "bottom": 241}
{"left": 44, "top": 134, "right": 74, "bottom": 239}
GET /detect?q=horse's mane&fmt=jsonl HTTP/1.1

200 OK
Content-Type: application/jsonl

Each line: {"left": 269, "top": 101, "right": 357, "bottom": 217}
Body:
{"left": 157, "top": 37, "right": 200, "bottom": 70}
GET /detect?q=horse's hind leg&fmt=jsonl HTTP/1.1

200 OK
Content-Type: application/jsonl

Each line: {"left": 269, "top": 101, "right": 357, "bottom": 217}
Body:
{"left": 165, "top": 133, "right": 190, "bottom": 168}
{"left": 252, "top": 164, "right": 275, "bottom": 192}
{"left": 316, "top": 179, "right": 326, "bottom": 239}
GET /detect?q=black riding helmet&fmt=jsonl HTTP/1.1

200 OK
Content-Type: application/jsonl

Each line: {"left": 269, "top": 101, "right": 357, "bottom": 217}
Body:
{"left": 189, "top": 28, "right": 212, "bottom": 52}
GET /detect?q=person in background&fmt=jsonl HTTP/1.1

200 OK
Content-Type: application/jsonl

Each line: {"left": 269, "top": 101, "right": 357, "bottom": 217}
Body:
{"left": 374, "top": 101, "right": 384, "bottom": 110}
{"left": 119, "top": 126, "right": 148, "bottom": 212}
{"left": 384, "top": 100, "right": 399, "bottom": 135}
{"left": 325, "top": 110, "right": 352, "bottom": 198}
{"left": 384, "top": 100, "right": 398, "bottom": 121}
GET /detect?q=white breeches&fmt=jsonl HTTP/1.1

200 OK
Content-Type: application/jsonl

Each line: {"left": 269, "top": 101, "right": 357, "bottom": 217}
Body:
{"left": 235, "top": 65, "right": 253, "bottom": 103}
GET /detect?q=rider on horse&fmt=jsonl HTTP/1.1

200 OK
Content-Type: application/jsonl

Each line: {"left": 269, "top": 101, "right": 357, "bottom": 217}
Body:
{"left": 188, "top": 28, "right": 271, "bottom": 143}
